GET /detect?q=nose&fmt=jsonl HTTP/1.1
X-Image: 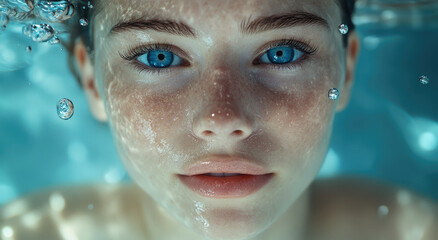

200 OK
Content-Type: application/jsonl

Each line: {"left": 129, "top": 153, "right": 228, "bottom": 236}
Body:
{"left": 192, "top": 96, "right": 254, "bottom": 142}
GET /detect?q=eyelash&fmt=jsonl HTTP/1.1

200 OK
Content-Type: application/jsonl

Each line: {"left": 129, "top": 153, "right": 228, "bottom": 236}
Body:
{"left": 254, "top": 39, "right": 317, "bottom": 71}
{"left": 119, "top": 43, "right": 180, "bottom": 75}
{"left": 119, "top": 39, "right": 318, "bottom": 75}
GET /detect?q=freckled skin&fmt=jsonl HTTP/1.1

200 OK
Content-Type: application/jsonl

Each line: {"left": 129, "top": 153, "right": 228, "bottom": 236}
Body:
{"left": 91, "top": 0, "right": 346, "bottom": 239}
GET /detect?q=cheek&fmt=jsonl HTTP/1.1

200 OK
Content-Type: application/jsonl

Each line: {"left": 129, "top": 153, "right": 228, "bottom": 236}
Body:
{"left": 102, "top": 76, "right": 188, "bottom": 167}
{"left": 263, "top": 86, "right": 334, "bottom": 151}
{"left": 255, "top": 58, "right": 341, "bottom": 165}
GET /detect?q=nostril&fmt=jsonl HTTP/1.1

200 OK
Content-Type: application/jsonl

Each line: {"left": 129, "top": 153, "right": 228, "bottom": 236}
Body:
{"left": 232, "top": 130, "right": 244, "bottom": 136}
{"left": 203, "top": 130, "right": 214, "bottom": 136}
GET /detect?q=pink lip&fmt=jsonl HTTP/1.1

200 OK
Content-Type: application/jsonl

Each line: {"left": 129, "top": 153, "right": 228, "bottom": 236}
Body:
{"left": 178, "top": 173, "right": 274, "bottom": 199}
{"left": 177, "top": 156, "right": 274, "bottom": 198}
{"left": 179, "top": 156, "right": 271, "bottom": 176}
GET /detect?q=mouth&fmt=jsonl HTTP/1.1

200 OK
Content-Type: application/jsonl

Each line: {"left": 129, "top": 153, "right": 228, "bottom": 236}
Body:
{"left": 201, "top": 173, "right": 243, "bottom": 177}
{"left": 178, "top": 155, "right": 274, "bottom": 198}
{"left": 177, "top": 173, "right": 274, "bottom": 199}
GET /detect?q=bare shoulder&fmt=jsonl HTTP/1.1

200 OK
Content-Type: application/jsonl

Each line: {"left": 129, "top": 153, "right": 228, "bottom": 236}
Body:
{"left": 307, "top": 177, "right": 438, "bottom": 240}
{"left": 0, "top": 183, "right": 149, "bottom": 240}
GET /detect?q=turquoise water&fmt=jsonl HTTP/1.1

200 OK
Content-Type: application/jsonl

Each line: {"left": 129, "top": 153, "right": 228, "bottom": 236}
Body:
{"left": 0, "top": 5, "right": 437, "bottom": 205}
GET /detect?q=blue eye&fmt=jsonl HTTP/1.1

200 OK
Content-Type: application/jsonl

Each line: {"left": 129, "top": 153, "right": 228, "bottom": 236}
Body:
{"left": 259, "top": 46, "right": 305, "bottom": 65}
{"left": 137, "top": 49, "right": 182, "bottom": 68}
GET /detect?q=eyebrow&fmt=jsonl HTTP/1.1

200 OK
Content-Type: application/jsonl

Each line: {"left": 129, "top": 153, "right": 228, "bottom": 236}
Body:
{"left": 109, "top": 11, "right": 330, "bottom": 38}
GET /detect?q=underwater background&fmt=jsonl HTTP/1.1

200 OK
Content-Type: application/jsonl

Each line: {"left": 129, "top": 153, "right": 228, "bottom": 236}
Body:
{"left": 0, "top": 0, "right": 437, "bottom": 205}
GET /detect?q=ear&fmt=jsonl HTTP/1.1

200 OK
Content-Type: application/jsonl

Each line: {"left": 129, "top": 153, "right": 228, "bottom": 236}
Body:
{"left": 74, "top": 39, "right": 108, "bottom": 122}
{"left": 336, "top": 31, "right": 360, "bottom": 112}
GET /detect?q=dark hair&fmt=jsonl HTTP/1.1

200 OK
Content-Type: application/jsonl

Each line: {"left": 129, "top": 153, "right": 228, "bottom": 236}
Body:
{"left": 64, "top": 0, "right": 356, "bottom": 86}
{"left": 338, "top": 0, "right": 356, "bottom": 46}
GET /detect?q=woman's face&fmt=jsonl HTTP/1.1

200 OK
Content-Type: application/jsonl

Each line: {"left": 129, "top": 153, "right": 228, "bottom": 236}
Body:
{"left": 88, "top": 0, "right": 351, "bottom": 238}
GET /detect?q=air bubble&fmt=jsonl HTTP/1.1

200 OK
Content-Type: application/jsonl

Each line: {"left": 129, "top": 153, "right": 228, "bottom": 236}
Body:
{"left": 0, "top": 13, "right": 9, "bottom": 26}
{"left": 0, "top": 6, "right": 12, "bottom": 16}
{"left": 8, "top": 8, "right": 17, "bottom": 17}
{"left": 25, "top": 46, "right": 31, "bottom": 52}
{"left": 338, "top": 24, "right": 349, "bottom": 35}
{"left": 1, "top": 0, "right": 33, "bottom": 21}
{"left": 4, "top": 0, "right": 33, "bottom": 13}
{"left": 328, "top": 88, "right": 340, "bottom": 100}
{"left": 22, "top": 24, "right": 31, "bottom": 37}
{"left": 48, "top": 35, "right": 60, "bottom": 44}
{"left": 57, "top": 98, "right": 74, "bottom": 120}
{"left": 79, "top": 18, "right": 88, "bottom": 26}
{"left": 30, "top": 23, "right": 55, "bottom": 42}
{"left": 87, "top": 1, "right": 93, "bottom": 8}
{"left": 34, "top": 0, "right": 75, "bottom": 22}
{"left": 377, "top": 205, "right": 389, "bottom": 218}
{"left": 419, "top": 75, "right": 429, "bottom": 85}
{"left": 1, "top": 25, "right": 5, "bottom": 31}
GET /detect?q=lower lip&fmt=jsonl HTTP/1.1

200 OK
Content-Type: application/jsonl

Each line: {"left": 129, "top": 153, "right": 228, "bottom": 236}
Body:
{"left": 177, "top": 173, "right": 274, "bottom": 199}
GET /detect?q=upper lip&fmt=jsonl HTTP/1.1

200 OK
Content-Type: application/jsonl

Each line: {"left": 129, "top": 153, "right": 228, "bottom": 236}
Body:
{"left": 179, "top": 155, "right": 272, "bottom": 176}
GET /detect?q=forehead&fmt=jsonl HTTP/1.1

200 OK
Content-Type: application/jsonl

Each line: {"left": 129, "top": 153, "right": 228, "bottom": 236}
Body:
{"left": 94, "top": 0, "right": 341, "bottom": 36}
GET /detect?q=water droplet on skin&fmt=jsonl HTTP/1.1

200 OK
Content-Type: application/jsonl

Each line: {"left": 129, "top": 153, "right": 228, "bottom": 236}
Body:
{"left": 57, "top": 98, "right": 74, "bottom": 120}
{"left": 25, "top": 46, "right": 31, "bottom": 52}
{"left": 328, "top": 88, "right": 340, "bottom": 100}
{"left": 34, "top": 0, "right": 75, "bottom": 22}
{"left": 419, "top": 75, "right": 429, "bottom": 85}
{"left": 30, "top": 23, "right": 55, "bottom": 42}
{"left": 338, "top": 24, "right": 349, "bottom": 35}
{"left": 22, "top": 24, "right": 31, "bottom": 37}
{"left": 0, "top": 13, "right": 9, "bottom": 26}
{"left": 377, "top": 205, "right": 389, "bottom": 218}
{"left": 48, "top": 35, "right": 60, "bottom": 44}
{"left": 79, "top": 18, "right": 88, "bottom": 26}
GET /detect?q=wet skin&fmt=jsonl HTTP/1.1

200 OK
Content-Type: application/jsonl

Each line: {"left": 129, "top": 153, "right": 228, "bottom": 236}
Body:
{"left": 0, "top": 0, "right": 437, "bottom": 239}
{"left": 76, "top": 0, "right": 357, "bottom": 239}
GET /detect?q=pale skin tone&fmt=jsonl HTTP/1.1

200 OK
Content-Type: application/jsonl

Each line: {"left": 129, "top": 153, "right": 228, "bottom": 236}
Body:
{"left": 1, "top": 0, "right": 437, "bottom": 240}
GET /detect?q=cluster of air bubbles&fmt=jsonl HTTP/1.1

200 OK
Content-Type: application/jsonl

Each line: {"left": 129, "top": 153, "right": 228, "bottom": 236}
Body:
{"left": 1, "top": 0, "right": 76, "bottom": 45}
{"left": 419, "top": 75, "right": 429, "bottom": 85}
{"left": 48, "top": 34, "right": 59, "bottom": 44}
{"left": 0, "top": 0, "right": 33, "bottom": 21}
{"left": 79, "top": 17, "right": 88, "bottom": 26}
{"left": 30, "top": 23, "right": 54, "bottom": 42}
{"left": 0, "top": 12, "right": 9, "bottom": 25}
{"left": 87, "top": 1, "right": 93, "bottom": 9}
{"left": 338, "top": 24, "right": 349, "bottom": 35}
{"left": 57, "top": 98, "right": 74, "bottom": 120}
{"left": 328, "top": 88, "right": 340, "bottom": 100}
{"left": 34, "top": 0, "right": 75, "bottom": 23}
